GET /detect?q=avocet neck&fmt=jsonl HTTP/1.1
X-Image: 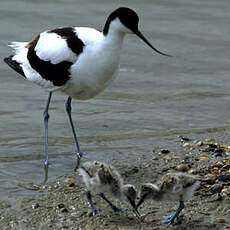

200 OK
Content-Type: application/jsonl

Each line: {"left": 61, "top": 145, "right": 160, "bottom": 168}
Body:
{"left": 64, "top": 22, "right": 126, "bottom": 100}
{"left": 102, "top": 19, "right": 126, "bottom": 50}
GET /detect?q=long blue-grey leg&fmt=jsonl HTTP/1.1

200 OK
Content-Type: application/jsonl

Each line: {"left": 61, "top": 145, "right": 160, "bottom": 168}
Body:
{"left": 65, "top": 96, "right": 85, "bottom": 171}
{"left": 86, "top": 191, "right": 103, "bottom": 216}
{"left": 162, "top": 200, "right": 185, "bottom": 225}
{"left": 43, "top": 92, "right": 52, "bottom": 184}
{"left": 99, "top": 193, "right": 123, "bottom": 212}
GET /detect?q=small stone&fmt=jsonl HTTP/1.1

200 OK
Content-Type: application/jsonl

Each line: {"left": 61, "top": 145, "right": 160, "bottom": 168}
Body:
{"left": 209, "top": 143, "right": 218, "bottom": 149}
{"left": 160, "top": 149, "right": 170, "bottom": 154}
{"left": 201, "top": 175, "right": 217, "bottom": 185}
{"left": 221, "top": 165, "right": 230, "bottom": 172}
{"left": 31, "top": 203, "right": 40, "bottom": 209}
{"left": 214, "top": 161, "right": 224, "bottom": 168}
{"left": 200, "top": 156, "right": 210, "bottom": 161}
{"left": 210, "top": 167, "right": 220, "bottom": 175}
{"left": 218, "top": 174, "right": 230, "bottom": 182}
{"left": 176, "top": 164, "right": 189, "bottom": 172}
{"left": 87, "top": 211, "right": 93, "bottom": 217}
{"left": 215, "top": 218, "right": 226, "bottom": 223}
{"left": 204, "top": 138, "right": 214, "bottom": 143}
{"left": 58, "top": 204, "right": 65, "bottom": 209}
{"left": 221, "top": 188, "right": 230, "bottom": 195}
{"left": 162, "top": 167, "right": 170, "bottom": 172}
{"left": 69, "top": 205, "right": 76, "bottom": 211}
{"left": 188, "top": 168, "right": 198, "bottom": 175}
{"left": 212, "top": 151, "right": 223, "bottom": 158}
{"left": 210, "top": 184, "right": 223, "bottom": 193}
{"left": 178, "top": 136, "right": 190, "bottom": 142}
{"left": 183, "top": 143, "right": 192, "bottom": 148}
{"left": 201, "top": 144, "right": 217, "bottom": 152}
{"left": 195, "top": 140, "right": 203, "bottom": 146}
{"left": 195, "top": 187, "right": 210, "bottom": 196}
{"left": 164, "top": 155, "right": 172, "bottom": 160}
{"left": 68, "top": 183, "right": 75, "bottom": 187}
{"left": 64, "top": 178, "right": 75, "bottom": 184}
{"left": 183, "top": 156, "right": 190, "bottom": 161}
{"left": 61, "top": 208, "right": 68, "bottom": 213}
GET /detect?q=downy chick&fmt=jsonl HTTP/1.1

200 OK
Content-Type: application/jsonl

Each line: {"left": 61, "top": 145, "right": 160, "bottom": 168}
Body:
{"left": 78, "top": 161, "right": 137, "bottom": 216}
{"left": 136, "top": 172, "right": 199, "bottom": 225}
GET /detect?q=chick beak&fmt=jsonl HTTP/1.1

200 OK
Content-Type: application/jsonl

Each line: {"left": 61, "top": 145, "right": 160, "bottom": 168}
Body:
{"left": 135, "top": 196, "right": 146, "bottom": 212}
{"left": 128, "top": 197, "right": 141, "bottom": 216}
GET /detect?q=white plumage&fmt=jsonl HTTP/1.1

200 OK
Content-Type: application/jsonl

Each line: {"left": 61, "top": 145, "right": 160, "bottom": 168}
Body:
{"left": 9, "top": 24, "right": 122, "bottom": 96}
{"left": 35, "top": 32, "right": 77, "bottom": 64}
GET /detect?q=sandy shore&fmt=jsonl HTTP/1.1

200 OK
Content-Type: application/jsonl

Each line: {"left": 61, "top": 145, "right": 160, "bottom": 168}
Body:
{"left": 0, "top": 135, "right": 230, "bottom": 230}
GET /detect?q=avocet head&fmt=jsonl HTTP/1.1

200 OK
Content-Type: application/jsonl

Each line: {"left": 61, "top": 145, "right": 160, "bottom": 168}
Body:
{"left": 103, "top": 7, "right": 170, "bottom": 56}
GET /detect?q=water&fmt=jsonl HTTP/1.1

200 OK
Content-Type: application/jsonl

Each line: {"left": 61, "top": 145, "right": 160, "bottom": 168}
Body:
{"left": 1, "top": 0, "right": 230, "bottom": 205}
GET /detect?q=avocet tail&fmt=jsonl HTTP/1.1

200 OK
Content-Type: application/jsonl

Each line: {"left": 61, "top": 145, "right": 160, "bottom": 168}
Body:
{"left": 4, "top": 55, "right": 26, "bottom": 78}
{"left": 8, "top": 42, "right": 28, "bottom": 54}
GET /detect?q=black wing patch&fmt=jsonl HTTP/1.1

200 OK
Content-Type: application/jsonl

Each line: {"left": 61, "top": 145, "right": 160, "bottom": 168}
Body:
{"left": 27, "top": 27, "right": 85, "bottom": 87}
{"left": 4, "top": 55, "right": 26, "bottom": 78}
{"left": 49, "top": 27, "right": 85, "bottom": 55}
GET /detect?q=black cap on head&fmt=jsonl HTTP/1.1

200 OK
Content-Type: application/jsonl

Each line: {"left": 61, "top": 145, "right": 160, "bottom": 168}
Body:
{"left": 103, "top": 7, "right": 171, "bottom": 57}
{"left": 103, "top": 7, "right": 139, "bottom": 35}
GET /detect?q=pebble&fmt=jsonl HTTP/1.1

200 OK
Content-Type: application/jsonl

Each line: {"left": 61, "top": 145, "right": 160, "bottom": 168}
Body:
{"left": 201, "top": 175, "right": 217, "bottom": 185}
{"left": 68, "top": 183, "right": 75, "bottom": 187}
{"left": 195, "top": 140, "right": 203, "bottom": 146}
{"left": 31, "top": 203, "right": 40, "bottom": 209}
{"left": 183, "top": 142, "right": 192, "bottom": 148}
{"left": 210, "top": 184, "right": 223, "bottom": 194}
{"left": 188, "top": 168, "right": 198, "bottom": 175}
{"left": 215, "top": 218, "right": 226, "bottom": 223}
{"left": 178, "top": 136, "right": 190, "bottom": 142}
{"left": 210, "top": 167, "right": 220, "bottom": 174}
{"left": 160, "top": 149, "right": 170, "bottom": 154}
{"left": 60, "top": 208, "right": 68, "bottom": 213}
{"left": 176, "top": 164, "right": 189, "bottom": 172}
{"left": 212, "top": 151, "right": 223, "bottom": 158}
{"left": 162, "top": 167, "right": 170, "bottom": 172}
{"left": 64, "top": 178, "right": 75, "bottom": 184}
{"left": 69, "top": 205, "right": 76, "bottom": 211}
{"left": 209, "top": 143, "right": 218, "bottom": 148}
{"left": 221, "top": 188, "right": 230, "bottom": 195}
{"left": 58, "top": 204, "right": 65, "bottom": 209}
{"left": 221, "top": 165, "right": 230, "bottom": 172}
{"left": 218, "top": 174, "right": 230, "bottom": 182}
{"left": 214, "top": 161, "right": 224, "bottom": 168}
{"left": 199, "top": 156, "right": 210, "bottom": 161}
{"left": 183, "top": 156, "right": 190, "bottom": 161}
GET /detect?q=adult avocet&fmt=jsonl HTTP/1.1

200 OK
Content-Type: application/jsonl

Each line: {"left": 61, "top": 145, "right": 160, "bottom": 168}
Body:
{"left": 4, "top": 7, "right": 170, "bottom": 184}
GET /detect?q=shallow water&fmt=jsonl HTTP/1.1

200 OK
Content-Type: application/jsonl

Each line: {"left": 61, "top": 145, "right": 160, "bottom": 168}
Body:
{"left": 1, "top": 0, "right": 230, "bottom": 206}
